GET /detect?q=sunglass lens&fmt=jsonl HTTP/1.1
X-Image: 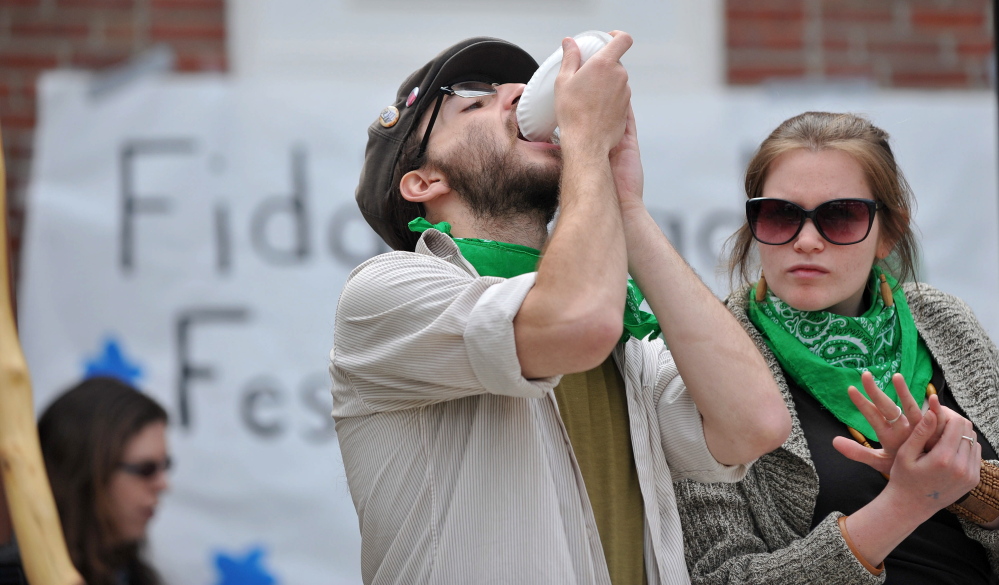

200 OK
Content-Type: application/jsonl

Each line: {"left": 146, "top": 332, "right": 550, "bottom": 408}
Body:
{"left": 121, "top": 456, "right": 172, "bottom": 478}
{"left": 750, "top": 199, "right": 803, "bottom": 244}
{"left": 816, "top": 200, "right": 871, "bottom": 244}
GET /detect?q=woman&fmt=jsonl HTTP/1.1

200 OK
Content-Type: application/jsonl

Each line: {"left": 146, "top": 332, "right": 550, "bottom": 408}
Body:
{"left": 37, "top": 376, "right": 170, "bottom": 585}
{"left": 675, "top": 111, "right": 999, "bottom": 584}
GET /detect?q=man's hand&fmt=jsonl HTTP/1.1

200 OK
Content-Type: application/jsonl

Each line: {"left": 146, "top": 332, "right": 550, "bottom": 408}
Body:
{"left": 554, "top": 31, "right": 633, "bottom": 157}
{"left": 610, "top": 104, "right": 644, "bottom": 210}
{"left": 513, "top": 31, "right": 634, "bottom": 379}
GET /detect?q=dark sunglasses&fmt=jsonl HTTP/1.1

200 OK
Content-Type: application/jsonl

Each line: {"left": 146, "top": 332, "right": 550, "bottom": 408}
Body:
{"left": 118, "top": 456, "right": 172, "bottom": 479}
{"left": 746, "top": 198, "right": 882, "bottom": 246}
{"left": 417, "top": 81, "right": 499, "bottom": 158}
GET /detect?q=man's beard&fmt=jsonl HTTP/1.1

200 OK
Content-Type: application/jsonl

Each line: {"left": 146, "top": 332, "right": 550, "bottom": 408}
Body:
{"left": 428, "top": 121, "right": 561, "bottom": 227}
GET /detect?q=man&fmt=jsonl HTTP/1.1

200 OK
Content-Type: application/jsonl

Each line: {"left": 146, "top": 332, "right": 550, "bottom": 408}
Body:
{"left": 330, "top": 32, "right": 791, "bottom": 584}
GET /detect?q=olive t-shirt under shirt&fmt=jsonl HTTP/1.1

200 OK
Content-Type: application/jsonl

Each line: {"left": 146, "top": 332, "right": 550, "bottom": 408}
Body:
{"left": 554, "top": 358, "right": 646, "bottom": 585}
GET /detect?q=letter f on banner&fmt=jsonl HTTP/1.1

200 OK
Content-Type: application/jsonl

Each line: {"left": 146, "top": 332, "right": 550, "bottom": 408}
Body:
{"left": 175, "top": 306, "right": 250, "bottom": 429}
{"left": 120, "top": 138, "right": 195, "bottom": 273}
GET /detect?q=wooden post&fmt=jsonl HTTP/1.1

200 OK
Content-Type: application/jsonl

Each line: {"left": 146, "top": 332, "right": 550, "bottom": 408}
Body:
{"left": 0, "top": 126, "right": 84, "bottom": 584}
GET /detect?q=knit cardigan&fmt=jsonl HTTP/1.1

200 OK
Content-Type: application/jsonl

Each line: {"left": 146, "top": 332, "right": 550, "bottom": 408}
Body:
{"left": 675, "top": 282, "right": 999, "bottom": 584}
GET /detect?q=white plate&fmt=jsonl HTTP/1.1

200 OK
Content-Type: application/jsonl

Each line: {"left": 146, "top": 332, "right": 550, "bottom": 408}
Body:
{"left": 517, "top": 30, "right": 614, "bottom": 142}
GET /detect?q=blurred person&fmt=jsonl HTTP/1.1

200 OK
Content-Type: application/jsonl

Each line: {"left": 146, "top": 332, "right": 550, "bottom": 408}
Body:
{"left": 675, "top": 111, "right": 999, "bottom": 584}
{"left": 330, "top": 33, "right": 789, "bottom": 584}
{"left": 0, "top": 376, "right": 170, "bottom": 585}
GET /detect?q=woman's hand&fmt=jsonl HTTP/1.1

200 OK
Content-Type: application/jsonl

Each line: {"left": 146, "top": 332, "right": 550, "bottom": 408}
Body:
{"left": 843, "top": 408, "right": 982, "bottom": 566}
{"left": 832, "top": 371, "right": 928, "bottom": 476}
{"left": 885, "top": 408, "right": 981, "bottom": 517}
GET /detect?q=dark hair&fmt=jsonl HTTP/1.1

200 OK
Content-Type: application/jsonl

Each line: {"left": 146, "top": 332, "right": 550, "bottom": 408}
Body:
{"left": 38, "top": 377, "right": 167, "bottom": 585}
{"left": 386, "top": 127, "right": 427, "bottom": 252}
{"left": 727, "top": 111, "right": 919, "bottom": 289}
{"left": 354, "top": 37, "right": 538, "bottom": 251}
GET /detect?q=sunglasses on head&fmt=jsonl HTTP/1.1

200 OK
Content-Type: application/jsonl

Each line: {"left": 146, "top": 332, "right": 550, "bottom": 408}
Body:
{"left": 417, "top": 81, "right": 500, "bottom": 158}
{"left": 746, "top": 198, "right": 882, "bottom": 246}
{"left": 118, "top": 456, "right": 172, "bottom": 479}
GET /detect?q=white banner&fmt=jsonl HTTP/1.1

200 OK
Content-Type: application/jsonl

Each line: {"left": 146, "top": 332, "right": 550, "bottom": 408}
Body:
{"left": 21, "top": 72, "right": 998, "bottom": 584}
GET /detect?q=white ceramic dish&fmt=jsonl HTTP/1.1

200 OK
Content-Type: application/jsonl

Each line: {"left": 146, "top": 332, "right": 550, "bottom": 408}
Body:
{"left": 517, "top": 30, "right": 614, "bottom": 142}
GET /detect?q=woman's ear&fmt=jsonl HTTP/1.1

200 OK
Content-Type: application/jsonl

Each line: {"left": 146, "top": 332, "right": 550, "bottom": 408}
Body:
{"left": 400, "top": 167, "right": 450, "bottom": 203}
{"left": 876, "top": 206, "right": 908, "bottom": 260}
{"left": 876, "top": 234, "right": 895, "bottom": 260}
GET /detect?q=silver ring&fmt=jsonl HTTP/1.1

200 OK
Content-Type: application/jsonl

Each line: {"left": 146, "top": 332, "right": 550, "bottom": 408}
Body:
{"left": 962, "top": 435, "right": 976, "bottom": 447}
{"left": 886, "top": 405, "right": 904, "bottom": 425}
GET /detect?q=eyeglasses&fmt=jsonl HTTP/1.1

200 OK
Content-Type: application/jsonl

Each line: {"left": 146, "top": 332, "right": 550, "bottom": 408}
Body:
{"left": 746, "top": 198, "right": 882, "bottom": 245}
{"left": 417, "top": 81, "right": 499, "bottom": 159}
{"left": 118, "top": 456, "right": 172, "bottom": 479}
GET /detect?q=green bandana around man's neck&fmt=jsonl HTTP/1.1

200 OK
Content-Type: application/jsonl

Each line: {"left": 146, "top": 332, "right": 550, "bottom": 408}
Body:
{"left": 747, "top": 267, "right": 933, "bottom": 442}
{"left": 409, "top": 217, "right": 661, "bottom": 342}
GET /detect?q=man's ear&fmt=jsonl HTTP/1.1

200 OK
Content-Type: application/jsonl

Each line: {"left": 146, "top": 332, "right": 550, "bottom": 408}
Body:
{"left": 400, "top": 167, "right": 450, "bottom": 203}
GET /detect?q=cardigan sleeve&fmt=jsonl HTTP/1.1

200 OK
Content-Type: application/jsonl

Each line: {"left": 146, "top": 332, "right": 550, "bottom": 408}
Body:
{"left": 675, "top": 474, "right": 885, "bottom": 585}
{"left": 907, "top": 284, "right": 999, "bottom": 574}
{"left": 950, "top": 318, "right": 999, "bottom": 574}
{"left": 956, "top": 459, "right": 999, "bottom": 575}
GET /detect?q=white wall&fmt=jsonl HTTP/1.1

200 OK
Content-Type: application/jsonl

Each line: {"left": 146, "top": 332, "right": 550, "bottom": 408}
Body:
{"left": 226, "top": 0, "right": 726, "bottom": 93}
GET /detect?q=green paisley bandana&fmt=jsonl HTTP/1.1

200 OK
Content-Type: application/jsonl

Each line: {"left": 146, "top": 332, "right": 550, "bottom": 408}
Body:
{"left": 409, "top": 217, "right": 661, "bottom": 342}
{"left": 748, "top": 267, "right": 933, "bottom": 441}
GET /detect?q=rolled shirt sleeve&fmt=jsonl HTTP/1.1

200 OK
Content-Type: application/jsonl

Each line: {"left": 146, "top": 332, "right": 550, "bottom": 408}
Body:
{"left": 331, "top": 249, "right": 559, "bottom": 416}
{"left": 632, "top": 337, "right": 750, "bottom": 483}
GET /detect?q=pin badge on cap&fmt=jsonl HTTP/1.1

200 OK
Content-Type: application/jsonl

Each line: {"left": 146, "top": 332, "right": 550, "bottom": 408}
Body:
{"left": 406, "top": 87, "right": 420, "bottom": 107}
{"left": 378, "top": 106, "right": 400, "bottom": 128}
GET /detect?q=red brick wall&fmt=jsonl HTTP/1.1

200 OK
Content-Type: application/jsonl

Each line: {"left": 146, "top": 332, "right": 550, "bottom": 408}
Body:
{"left": 0, "top": 0, "right": 227, "bottom": 293}
{"left": 727, "top": 0, "right": 994, "bottom": 88}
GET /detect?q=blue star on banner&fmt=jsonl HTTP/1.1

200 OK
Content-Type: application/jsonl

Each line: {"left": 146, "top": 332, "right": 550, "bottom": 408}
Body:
{"left": 213, "top": 546, "right": 278, "bottom": 585}
{"left": 82, "top": 337, "right": 143, "bottom": 386}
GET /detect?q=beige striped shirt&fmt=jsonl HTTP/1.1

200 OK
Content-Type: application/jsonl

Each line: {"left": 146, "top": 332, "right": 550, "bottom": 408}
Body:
{"left": 330, "top": 230, "right": 749, "bottom": 584}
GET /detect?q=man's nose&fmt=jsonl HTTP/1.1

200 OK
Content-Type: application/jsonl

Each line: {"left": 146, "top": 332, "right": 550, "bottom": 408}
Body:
{"left": 496, "top": 83, "right": 526, "bottom": 109}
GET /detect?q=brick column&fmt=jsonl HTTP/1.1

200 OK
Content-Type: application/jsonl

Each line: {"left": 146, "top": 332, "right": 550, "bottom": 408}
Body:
{"left": 0, "top": 0, "right": 227, "bottom": 298}
{"left": 727, "top": 0, "right": 994, "bottom": 87}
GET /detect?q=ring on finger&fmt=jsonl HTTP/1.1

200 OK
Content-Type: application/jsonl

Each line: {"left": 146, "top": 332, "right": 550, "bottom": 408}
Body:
{"left": 886, "top": 404, "right": 904, "bottom": 425}
{"left": 961, "top": 435, "right": 976, "bottom": 448}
